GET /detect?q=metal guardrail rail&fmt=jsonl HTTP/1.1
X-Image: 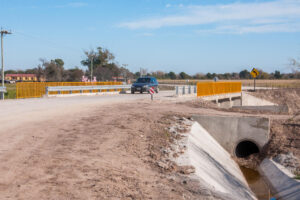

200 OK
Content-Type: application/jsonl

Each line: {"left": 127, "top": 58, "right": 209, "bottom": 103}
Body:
{"left": 17, "top": 81, "right": 122, "bottom": 99}
{"left": 46, "top": 85, "right": 131, "bottom": 95}
{"left": 0, "top": 86, "right": 7, "bottom": 93}
{"left": 175, "top": 85, "right": 197, "bottom": 95}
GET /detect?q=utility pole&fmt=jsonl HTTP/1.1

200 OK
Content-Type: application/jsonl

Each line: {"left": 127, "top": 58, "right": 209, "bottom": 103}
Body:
{"left": 122, "top": 64, "right": 128, "bottom": 83}
{"left": 90, "top": 56, "right": 93, "bottom": 82}
{"left": 1, "top": 29, "right": 12, "bottom": 100}
{"left": 89, "top": 54, "right": 95, "bottom": 82}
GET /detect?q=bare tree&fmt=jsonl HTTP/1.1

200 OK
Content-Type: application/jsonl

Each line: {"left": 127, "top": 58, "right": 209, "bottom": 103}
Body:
{"left": 290, "top": 58, "right": 300, "bottom": 71}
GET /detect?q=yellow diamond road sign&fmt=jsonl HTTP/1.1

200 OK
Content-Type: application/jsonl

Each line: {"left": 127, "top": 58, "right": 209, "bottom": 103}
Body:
{"left": 251, "top": 68, "right": 259, "bottom": 78}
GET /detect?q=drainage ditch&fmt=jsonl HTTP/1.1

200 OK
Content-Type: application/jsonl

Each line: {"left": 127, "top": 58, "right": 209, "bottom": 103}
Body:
{"left": 240, "top": 166, "right": 272, "bottom": 200}
{"left": 236, "top": 141, "right": 273, "bottom": 199}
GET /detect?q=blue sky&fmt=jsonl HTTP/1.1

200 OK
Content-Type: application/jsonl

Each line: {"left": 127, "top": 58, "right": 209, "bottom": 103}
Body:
{"left": 1, "top": 0, "right": 300, "bottom": 74}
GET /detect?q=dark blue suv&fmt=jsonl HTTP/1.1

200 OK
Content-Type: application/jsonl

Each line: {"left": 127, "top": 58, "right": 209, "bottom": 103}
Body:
{"left": 131, "top": 77, "right": 159, "bottom": 94}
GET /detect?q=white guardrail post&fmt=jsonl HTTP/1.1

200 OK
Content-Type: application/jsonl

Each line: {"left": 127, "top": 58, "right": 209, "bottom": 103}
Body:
{"left": 175, "top": 85, "right": 197, "bottom": 96}
{"left": 0, "top": 87, "right": 7, "bottom": 100}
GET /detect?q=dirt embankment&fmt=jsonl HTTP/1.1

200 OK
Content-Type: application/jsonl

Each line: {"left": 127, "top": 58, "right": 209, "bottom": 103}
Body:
{"left": 251, "top": 89, "right": 300, "bottom": 115}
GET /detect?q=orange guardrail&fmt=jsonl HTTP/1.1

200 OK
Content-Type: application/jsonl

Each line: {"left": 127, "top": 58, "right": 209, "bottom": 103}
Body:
{"left": 197, "top": 82, "right": 241, "bottom": 97}
{"left": 16, "top": 82, "right": 122, "bottom": 99}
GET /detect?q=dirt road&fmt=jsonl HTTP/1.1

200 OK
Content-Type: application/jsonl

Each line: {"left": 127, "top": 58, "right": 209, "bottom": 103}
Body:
{"left": 0, "top": 93, "right": 220, "bottom": 199}
{"left": 0, "top": 91, "right": 296, "bottom": 199}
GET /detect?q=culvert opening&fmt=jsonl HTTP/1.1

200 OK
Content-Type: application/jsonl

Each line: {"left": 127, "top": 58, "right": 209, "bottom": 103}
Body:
{"left": 235, "top": 141, "right": 259, "bottom": 158}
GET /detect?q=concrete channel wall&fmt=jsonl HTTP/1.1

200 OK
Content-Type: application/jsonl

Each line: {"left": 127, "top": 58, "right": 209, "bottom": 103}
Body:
{"left": 175, "top": 122, "right": 256, "bottom": 200}
{"left": 192, "top": 115, "right": 270, "bottom": 156}
{"left": 259, "top": 159, "right": 300, "bottom": 200}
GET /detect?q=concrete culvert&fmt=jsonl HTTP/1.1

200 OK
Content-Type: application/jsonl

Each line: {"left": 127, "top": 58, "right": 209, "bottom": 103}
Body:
{"left": 235, "top": 140, "right": 259, "bottom": 158}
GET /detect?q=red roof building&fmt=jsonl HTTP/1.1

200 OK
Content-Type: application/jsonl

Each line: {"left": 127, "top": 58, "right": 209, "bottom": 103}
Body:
{"left": 5, "top": 74, "right": 38, "bottom": 81}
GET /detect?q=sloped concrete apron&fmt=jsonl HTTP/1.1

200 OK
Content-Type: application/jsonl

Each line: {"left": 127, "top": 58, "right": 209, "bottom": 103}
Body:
{"left": 175, "top": 122, "right": 257, "bottom": 200}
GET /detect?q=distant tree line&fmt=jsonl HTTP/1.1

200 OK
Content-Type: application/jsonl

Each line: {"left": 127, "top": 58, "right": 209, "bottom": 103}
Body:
{"left": 6, "top": 59, "right": 84, "bottom": 82}
{"left": 132, "top": 58, "right": 300, "bottom": 80}
{"left": 6, "top": 46, "right": 134, "bottom": 82}
{"left": 138, "top": 69, "right": 300, "bottom": 80}
{"left": 5, "top": 46, "right": 300, "bottom": 81}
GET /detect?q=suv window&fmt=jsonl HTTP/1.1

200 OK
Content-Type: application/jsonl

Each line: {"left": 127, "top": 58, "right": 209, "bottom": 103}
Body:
{"left": 136, "top": 78, "right": 150, "bottom": 83}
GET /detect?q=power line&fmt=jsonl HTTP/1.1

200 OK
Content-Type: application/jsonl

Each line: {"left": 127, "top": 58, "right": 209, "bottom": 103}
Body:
{"left": 14, "top": 30, "right": 80, "bottom": 51}
{"left": 13, "top": 30, "right": 87, "bottom": 68}
{"left": 1, "top": 29, "right": 12, "bottom": 100}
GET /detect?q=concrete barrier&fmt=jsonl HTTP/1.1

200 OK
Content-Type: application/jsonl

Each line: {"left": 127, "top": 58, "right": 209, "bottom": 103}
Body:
{"left": 259, "top": 159, "right": 300, "bottom": 200}
{"left": 192, "top": 115, "right": 270, "bottom": 157}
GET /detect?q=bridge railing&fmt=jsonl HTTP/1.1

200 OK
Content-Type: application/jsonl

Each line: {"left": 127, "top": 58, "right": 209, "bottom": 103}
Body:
{"left": 175, "top": 85, "right": 197, "bottom": 96}
{"left": 197, "top": 82, "right": 241, "bottom": 97}
{"left": 46, "top": 85, "right": 131, "bottom": 96}
{"left": 16, "top": 82, "right": 123, "bottom": 99}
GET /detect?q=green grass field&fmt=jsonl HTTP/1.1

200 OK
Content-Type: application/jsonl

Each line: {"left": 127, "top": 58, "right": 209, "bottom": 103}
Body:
{"left": 4, "top": 83, "right": 16, "bottom": 99}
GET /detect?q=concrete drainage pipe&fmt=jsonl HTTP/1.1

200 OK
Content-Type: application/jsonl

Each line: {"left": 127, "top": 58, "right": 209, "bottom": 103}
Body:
{"left": 235, "top": 140, "right": 259, "bottom": 158}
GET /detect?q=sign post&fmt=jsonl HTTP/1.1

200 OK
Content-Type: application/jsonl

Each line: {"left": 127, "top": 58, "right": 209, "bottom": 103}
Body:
{"left": 250, "top": 68, "right": 259, "bottom": 91}
{"left": 149, "top": 87, "right": 155, "bottom": 101}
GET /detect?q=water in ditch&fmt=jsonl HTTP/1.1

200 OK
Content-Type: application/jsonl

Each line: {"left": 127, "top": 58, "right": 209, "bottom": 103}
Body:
{"left": 240, "top": 166, "right": 272, "bottom": 200}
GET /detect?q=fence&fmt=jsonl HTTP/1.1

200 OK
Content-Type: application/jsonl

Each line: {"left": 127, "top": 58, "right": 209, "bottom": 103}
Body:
{"left": 197, "top": 82, "right": 241, "bottom": 97}
{"left": 16, "top": 82, "right": 122, "bottom": 99}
